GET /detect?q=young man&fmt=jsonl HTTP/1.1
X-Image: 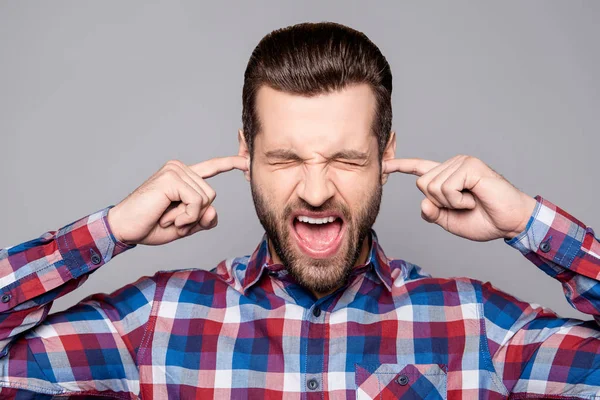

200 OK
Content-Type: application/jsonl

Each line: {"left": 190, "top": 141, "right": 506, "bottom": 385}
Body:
{"left": 0, "top": 22, "right": 598, "bottom": 399}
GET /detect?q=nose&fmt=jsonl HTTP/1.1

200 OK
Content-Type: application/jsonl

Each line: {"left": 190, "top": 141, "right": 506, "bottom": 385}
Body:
{"left": 296, "top": 165, "right": 335, "bottom": 207}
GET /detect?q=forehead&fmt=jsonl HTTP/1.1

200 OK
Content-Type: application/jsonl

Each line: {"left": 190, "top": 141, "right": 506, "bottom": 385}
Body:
{"left": 254, "top": 83, "right": 377, "bottom": 154}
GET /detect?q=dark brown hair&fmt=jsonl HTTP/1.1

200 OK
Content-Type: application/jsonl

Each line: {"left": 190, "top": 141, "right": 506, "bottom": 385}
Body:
{"left": 242, "top": 22, "right": 393, "bottom": 159}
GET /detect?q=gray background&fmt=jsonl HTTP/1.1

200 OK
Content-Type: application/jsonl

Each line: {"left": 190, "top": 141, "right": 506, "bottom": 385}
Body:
{"left": 0, "top": 1, "right": 598, "bottom": 318}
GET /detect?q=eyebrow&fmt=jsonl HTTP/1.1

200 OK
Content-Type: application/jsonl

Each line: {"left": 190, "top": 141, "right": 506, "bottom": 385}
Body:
{"left": 329, "top": 150, "right": 369, "bottom": 161}
{"left": 264, "top": 149, "right": 369, "bottom": 161}
{"left": 264, "top": 149, "right": 304, "bottom": 161}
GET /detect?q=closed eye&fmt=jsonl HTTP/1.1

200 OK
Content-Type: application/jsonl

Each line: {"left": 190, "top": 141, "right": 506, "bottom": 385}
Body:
{"left": 269, "top": 160, "right": 300, "bottom": 166}
{"left": 333, "top": 160, "right": 366, "bottom": 167}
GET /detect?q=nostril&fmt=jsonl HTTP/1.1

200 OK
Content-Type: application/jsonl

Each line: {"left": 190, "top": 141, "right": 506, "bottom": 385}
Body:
{"left": 298, "top": 181, "right": 336, "bottom": 207}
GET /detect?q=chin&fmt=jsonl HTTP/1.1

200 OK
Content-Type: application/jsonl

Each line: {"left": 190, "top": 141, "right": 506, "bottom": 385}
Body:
{"left": 284, "top": 233, "right": 354, "bottom": 291}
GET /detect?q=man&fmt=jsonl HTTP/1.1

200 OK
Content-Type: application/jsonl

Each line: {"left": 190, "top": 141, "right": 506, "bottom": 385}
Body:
{"left": 0, "top": 21, "right": 598, "bottom": 399}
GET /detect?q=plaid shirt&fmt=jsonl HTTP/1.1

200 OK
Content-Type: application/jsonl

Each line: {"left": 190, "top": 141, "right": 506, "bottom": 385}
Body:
{"left": 0, "top": 194, "right": 599, "bottom": 399}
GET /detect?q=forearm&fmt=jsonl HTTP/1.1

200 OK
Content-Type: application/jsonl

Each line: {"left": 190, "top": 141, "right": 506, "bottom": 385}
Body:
{"left": 0, "top": 205, "right": 135, "bottom": 351}
{"left": 505, "top": 195, "right": 600, "bottom": 320}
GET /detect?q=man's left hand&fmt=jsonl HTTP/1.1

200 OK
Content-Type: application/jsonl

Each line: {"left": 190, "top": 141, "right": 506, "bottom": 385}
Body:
{"left": 383, "top": 155, "right": 537, "bottom": 242}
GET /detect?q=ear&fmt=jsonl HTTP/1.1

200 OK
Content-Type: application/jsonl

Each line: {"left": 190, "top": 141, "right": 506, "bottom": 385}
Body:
{"left": 238, "top": 129, "right": 251, "bottom": 182}
{"left": 381, "top": 131, "right": 396, "bottom": 185}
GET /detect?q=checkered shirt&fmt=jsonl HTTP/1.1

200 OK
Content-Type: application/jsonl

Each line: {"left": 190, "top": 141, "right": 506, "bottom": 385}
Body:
{"left": 0, "top": 195, "right": 599, "bottom": 399}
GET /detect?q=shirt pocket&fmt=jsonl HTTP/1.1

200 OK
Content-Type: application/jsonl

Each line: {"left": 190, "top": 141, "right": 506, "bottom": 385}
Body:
{"left": 355, "top": 363, "right": 447, "bottom": 400}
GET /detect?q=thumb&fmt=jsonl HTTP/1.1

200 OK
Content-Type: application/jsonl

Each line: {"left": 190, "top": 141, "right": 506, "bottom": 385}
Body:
{"left": 421, "top": 197, "right": 446, "bottom": 225}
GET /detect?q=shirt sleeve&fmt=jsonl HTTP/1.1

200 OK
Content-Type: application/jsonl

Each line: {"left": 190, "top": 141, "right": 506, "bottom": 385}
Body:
{"left": 482, "top": 195, "right": 600, "bottom": 397}
{"left": 0, "top": 206, "right": 157, "bottom": 398}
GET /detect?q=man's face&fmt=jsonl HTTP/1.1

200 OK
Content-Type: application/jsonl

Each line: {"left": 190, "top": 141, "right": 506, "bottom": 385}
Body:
{"left": 243, "top": 84, "right": 390, "bottom": 296}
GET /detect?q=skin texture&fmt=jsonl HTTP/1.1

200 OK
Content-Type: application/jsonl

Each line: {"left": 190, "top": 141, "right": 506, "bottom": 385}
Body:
{"left": 107, "top": 83, "right": 537, "bottom": 300}
{"left": 107, "top": 156, "right": 247, "bottom": 245}
{"left": 239, "top": 84, "right": 393, "bottom": 298}
{"left": 237, "top": 83, "right": 536, "bottom": 298}
{"left": 383, "top": 156, "right": 537, "bottom": 241}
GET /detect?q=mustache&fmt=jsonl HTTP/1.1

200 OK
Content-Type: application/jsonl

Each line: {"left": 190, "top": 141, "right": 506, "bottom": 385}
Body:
{"left": 282, "top": 199, "right": 352, "bottom": 221}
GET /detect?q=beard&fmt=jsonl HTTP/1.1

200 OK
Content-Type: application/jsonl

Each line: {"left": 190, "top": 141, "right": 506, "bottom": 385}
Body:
{"left": 251, "top": 179, "right": 382, "bottom": 295}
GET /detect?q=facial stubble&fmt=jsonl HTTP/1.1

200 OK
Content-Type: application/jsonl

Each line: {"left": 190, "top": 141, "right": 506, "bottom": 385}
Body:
{"left": 251, "top": 178, "right": 382, "bottom": 295}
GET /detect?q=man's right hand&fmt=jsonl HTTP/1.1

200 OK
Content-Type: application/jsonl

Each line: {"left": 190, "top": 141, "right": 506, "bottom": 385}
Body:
{"left": 107, "top": 157, "right": 248, "bottom": 246}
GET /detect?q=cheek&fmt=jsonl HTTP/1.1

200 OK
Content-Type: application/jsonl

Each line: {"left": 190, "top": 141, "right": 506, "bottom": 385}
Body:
{"left": 254, "top": 168, "right": 298, "bottom": 203}
{"left": 329, "top": 169, "right": 378, "bottom": 199}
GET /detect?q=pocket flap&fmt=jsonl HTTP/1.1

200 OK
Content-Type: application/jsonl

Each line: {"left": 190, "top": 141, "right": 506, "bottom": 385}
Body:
{"left": 356, "top": 363, "right": 447, "bottom": 399}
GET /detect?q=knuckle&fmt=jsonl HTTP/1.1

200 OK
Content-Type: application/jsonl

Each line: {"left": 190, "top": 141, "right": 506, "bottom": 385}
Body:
{"left": 464, "top": 155, "right": 479, "bottom": 164}
{"left": 440, "top": 182, "right": 452, "bottom": 194}
{"left": 192, "top": 191, "right": 205, "bottom": 203}
{"left": 162, "top": 169, "right": 180, "bottom": 180}
{"left": 427, "top": 180, "right": 440, "bottom": 193}
{"left": 163, "top": 160, "right": 184, "bottom": 172}
{"left": 206, "top": 187, "right": 216, "bottom": 201}
{"left": 199, "top": 193, "right": 209, "bottom": 206}
{"left": 416, "top": 177, "right": 425, "bottom": 190}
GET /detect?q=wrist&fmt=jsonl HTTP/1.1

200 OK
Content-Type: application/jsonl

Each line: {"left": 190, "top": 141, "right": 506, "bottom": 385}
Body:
{"left": 107, "top": 206, "right": 126, "bottom": 244}
{"left": 504, "top": 194, "right": 537, "bottom": 240}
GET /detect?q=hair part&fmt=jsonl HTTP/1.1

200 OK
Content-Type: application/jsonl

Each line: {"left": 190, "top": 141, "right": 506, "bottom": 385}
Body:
{"left": 242, "top": 22, "right": 393, "bottom": 160}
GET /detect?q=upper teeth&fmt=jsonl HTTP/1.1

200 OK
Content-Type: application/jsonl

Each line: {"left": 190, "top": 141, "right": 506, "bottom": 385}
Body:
{"left": 297, "top": 216, "right": 337, "bottom": 224}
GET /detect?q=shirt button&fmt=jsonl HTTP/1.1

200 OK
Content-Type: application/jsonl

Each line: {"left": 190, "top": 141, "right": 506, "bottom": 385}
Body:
{"left": 307, "top": 378, "right": 319, "bottom": 390}
{"left": 396, "top": 374, "right": 409, "bottom": 386}
{"left": 540, "top": 240, "right": 551, "bottom": 253}
{"left": 312, "top": 307, "right": 321, "bottom": 317}
{"left": 268, "top": 270, "right": 278, "bottom": 277}
{"left": 90, "top": 248, "right": 101, "bottom": 265}
{"left": 1, "top": 294, "right": 11, "bottom": 303}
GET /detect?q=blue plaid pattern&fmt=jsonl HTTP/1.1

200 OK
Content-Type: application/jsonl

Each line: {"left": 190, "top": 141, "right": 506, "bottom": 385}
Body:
{"left": 0, "top": 194, "right": 599, "bottom": 399}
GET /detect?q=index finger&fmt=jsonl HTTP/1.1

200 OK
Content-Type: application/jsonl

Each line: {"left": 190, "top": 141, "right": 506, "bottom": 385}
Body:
{"left": 383, "top": 158, "right": 440, "bottom": 177}
{"left": 190, "top": 156, "right": 249, "bottom": 179}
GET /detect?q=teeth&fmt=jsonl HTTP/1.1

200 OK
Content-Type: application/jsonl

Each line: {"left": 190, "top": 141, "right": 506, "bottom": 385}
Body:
{"left": 296, "top": 216, "right": 337, "bottom": 224}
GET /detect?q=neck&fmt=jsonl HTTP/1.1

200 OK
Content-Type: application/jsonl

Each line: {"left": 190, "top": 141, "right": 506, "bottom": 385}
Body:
{"left": 268, "top": 235, "right": 372, "bottom": 299}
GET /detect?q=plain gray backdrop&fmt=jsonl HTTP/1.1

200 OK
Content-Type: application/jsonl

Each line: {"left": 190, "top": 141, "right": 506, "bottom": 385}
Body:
{"left": 1, "top": 1, "right": 598, "bottom": 318}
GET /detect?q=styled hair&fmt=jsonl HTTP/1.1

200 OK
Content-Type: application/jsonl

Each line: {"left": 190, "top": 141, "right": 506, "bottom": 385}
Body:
{"left": 242, "top": 22, "right": 393, "bottom": 159}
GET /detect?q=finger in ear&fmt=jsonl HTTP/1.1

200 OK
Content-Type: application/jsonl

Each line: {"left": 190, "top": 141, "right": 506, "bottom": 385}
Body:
{"left": 381, "top": 173, "right": 389, "bottom": 185}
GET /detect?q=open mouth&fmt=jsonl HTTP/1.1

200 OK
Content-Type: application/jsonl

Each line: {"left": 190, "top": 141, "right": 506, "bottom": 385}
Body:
{"left": 290, "top": 213, "right": 345, "bottom": 259}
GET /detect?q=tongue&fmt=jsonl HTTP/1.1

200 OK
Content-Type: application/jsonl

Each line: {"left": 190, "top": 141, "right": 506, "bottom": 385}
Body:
{"left": 295, "top": 220, "right": 342, "bottom": 251}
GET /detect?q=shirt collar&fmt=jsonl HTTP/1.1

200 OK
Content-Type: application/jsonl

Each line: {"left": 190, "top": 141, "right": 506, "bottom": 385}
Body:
{"left": 240, "top": 229, "right": 394, "bottom": 293}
